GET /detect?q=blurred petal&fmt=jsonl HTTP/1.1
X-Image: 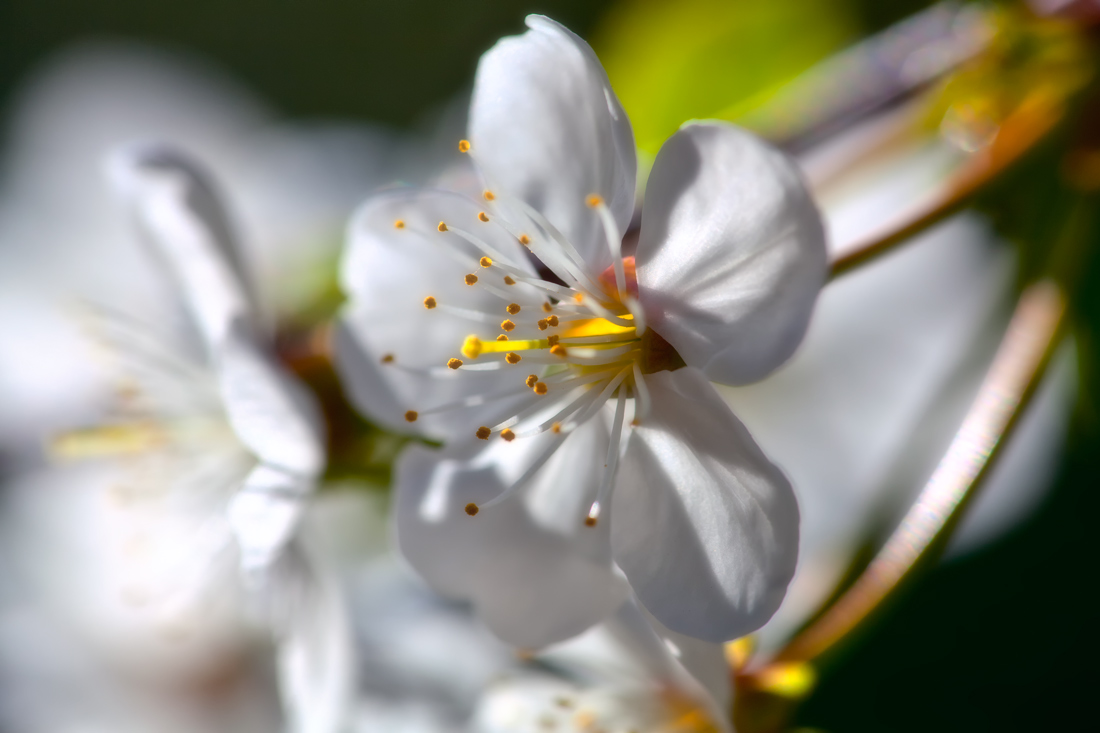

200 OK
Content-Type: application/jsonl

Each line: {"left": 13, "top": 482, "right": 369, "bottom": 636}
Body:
{"left": 227, "top": 466, "right": 311, "bottom": 575}
{"left": 216, "top": 318, "right": 324, "bottom": 477}
{"left": 108, "top": 142, "right": 256, "bottom": 350}
{"left": 637, "top": 122, "right": 826, "bottom": 384}
{"left": 612, "top": 368, "right": 798, "bottom": 642}
{"left": 469, "top": 15, "right": 636, "bottom": 271}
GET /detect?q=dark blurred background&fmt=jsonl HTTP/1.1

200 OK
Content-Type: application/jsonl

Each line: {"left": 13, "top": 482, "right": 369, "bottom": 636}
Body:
{"left": 1, "top": 1, "right": 1096, "bottom": 731}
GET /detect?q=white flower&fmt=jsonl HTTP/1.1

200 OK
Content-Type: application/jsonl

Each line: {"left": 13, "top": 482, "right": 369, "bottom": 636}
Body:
{"left": 471, "top": 598, "right": 732, "bottom": 733}
{"left": 336, "top": 15, "right": 827, "bottom": 647}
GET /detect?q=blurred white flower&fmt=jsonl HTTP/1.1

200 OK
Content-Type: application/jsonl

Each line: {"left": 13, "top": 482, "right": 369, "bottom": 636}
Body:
{"left": 472, "top": 598, "right": 731, "bottom": 733}
{"left": 336, "top": 14, "right": 826, "bottom": 649}
{"left": 0, "top": 46, "right": 405, "bottom": 732}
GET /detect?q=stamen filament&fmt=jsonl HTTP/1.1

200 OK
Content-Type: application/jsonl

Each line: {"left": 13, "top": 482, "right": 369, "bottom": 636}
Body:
{"left": 631, "top": 362, "right": 651, "bottom": 425}
{"left": 592, "top": 201, "right": 626, "bottom": 297}
{"left": 588, "top": 386, "right": 628, "bottom": 526}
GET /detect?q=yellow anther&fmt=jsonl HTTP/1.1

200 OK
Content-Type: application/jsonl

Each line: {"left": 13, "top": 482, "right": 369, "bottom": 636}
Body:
{"left": 550, "top": 344, "right": 568, "bottom": 357}
{"left": 500, "top": 428, "right": 516, "bottom": 442}
{"left": 534, "top": 382, "right": 548, "bottom": 395}
{"left": 423, "top": 296, "right": 437, "bottom": 309}
{"left": 465, "top": 502, "right": 480, "bottom": 515}
{"left": 478, "top": 211, "right": 490, "bottom": 222}
{"left": 447, "top": 358, "right": 464, "bottom": 369}
{"left": 525, "top": 375, "right": 538, "bottom": 388}
{"left": 547, "top": 334, "right": 560, "bottom": 346}
{"left": 503, "top": 303, "right": 519, "bottom": 315}
{"left": 503, "top": 276, "right": 516, "bottom": 285}
{"left": 542, "top": 302, "right": 553, "bottom": 313}
{"left": 458, "top": 139, "right": 471, "bottom": 153}
{"left": 547, "top": 315, "right": 559, "bottom": 327}
{"left": 479, "top": 256, "right": 492, "bottom": 268}
{"left": 476, "top": 427, "right": 491, "bottom": 440}
{"left": 462, "top": 336, "right": 483, "bottom": 359}
{"left": 551, "top": 423, "right": 562, "bottom": 434}
{"left": 394, "top": 219, "right": 406, "bottom": 229}
{"left": 381, "top": 353, "right": 395, "bottom": 364}
{"left": 574, "top": 293, "right": 584, "bottom": 303}
{"left": 585, "top": 194, "right": 604, "bottom": 208}
{"left": 501, "top": 319, "right": 516, "bottom": 332}
{"left": 465, "top": 273, "right": 479, "bottom": 285}
{"left": 505, "top": 352, "right": 522, "bottom": 365}
{"left": 483, "top": 190, "right": 495, "bottom": 201}
{"left": 405, "top": 411, "right": 419, "bottom": 422}
{"left": 496, "top": 334, "right": 509, "bottom": 341}
{"left": 438, "top": 221, "right": 448, "bottom": 232}
{"left": 584, "top": 516, "right": 597, "bottom": 527}
{"left": 519, "top": 234, "right": 531, "bottom": 246}
{"left": 537, "top": 319, "right": 548, "bottom": 331}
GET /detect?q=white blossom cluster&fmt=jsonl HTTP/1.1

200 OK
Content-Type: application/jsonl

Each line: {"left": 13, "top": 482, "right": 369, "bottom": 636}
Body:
{"left": 0, "top": 13, "right": 1074, "bottom": 733}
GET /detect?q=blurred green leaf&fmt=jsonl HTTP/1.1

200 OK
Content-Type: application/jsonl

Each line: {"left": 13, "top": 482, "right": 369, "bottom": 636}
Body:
{"left": 590, "top": 0, "right": 860, "bottom": 153}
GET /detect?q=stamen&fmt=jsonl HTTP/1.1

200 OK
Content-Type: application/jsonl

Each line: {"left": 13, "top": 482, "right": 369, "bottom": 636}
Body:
{"left": 592, "top": 199, "right": 626, "bottom": 295}
{"left": 550, "top": 345, "right": 568, "bottom": 357}
{"left": 465, "top": 502, "right": 479, "bottom": 515}
{"left": 478, "top": 211, "right": 490, "bottom": 222}
{"left": 547, "top": 335, "right": 560, "bottom": 346}
{"left": 448, "top": 358, "right": 463, "bottom": 369}
{"left": 542, "top": 302, "right": 553, "bottom": 313}
{"left": 506, "top": 303, "right": 521, "bottom": 315}
{"left": 504, "top": 276, "right": 516, "bottom": 285}
{"left": 464, "top": 274, "right": 478, "bottom": 285}
{"left": 519, "top": 234, "right": 530, "bottom": 245}
{"left": 381, "top": 353, "right": 395, "bottom": 364}
{"left": 586, "top": 194, "right": 604, "bottom": 208}
{"left": 526, "top": 375, "right": 538, "bottom": 388}
{"left": 501, "top": 320, "right": 516, "bottom": 332}
{"left": 423, "top": 296, "right": 437, "bottom": 309}
{"left": 476, "top": 427, "right": 491, "bottom": 440}
{"left": 534, "top": 382, "right": 548, "bottom": 395}
{"left": 496, "top": 334, "right": 509, "bottom": 341}
{"left": 548, "top": 315, "right": 559, "bottom": 327}
{"left": 394, "top": 219, "right": 406, "bottom": 229}
{"left": 537, "top": 319, "right": 548, "bottom": 331}
{"left": 587, "top": 388, "right": 628, "bottom": 527}
{"left": 552, "top": 423, "right": 561, "bottom": 433}
{"left": 505, "top": 352, "right": 522, "bottom": 365}
{"left": 438, "top": 221, "right": 448, "bottom": 232}
{"left": 500, "top": 429, "right": 516, "bottom": 442}
{"left": 405, "top": 411, "right": 419, "bottom": 422}
{"left": 458, "top": 139, "right": 471, "bottom": 153}
{"left": 480, "top": 256, "right": 493, "bottom": 268}
{"left": 483, "top": 190, "right": 495, "bottom": 201}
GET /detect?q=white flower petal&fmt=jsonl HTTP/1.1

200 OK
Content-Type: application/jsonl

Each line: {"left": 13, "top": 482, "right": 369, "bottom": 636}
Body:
{"left": 394, "top": 418, "right": 629, "bottom": 649}
{"left": 108, "top": 142, "right": 256, "bottom": 351}
{"left": 337, "top": 188, "right": 541, "bottom": 441}
{"left": 469, "top": 15, "right": 636, "bottom": 272}
{"left": 228, "top": 466, "right": 310, "bottom": 575}
{"left": 611, "top": 368, "right": 798, "bottom": 642}
{"left": 217, "top": 318, "right": 324, "bottom": 477}
{"left": 636, "top": 122, "right": 827, "bottom": 385}
{"left": 274, "top": 539, "right": 356, "bottom": 733}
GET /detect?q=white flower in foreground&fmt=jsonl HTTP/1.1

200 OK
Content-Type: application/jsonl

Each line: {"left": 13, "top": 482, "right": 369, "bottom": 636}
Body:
{"left": 336, "top": 15, "right": 827, "bottom": 646}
